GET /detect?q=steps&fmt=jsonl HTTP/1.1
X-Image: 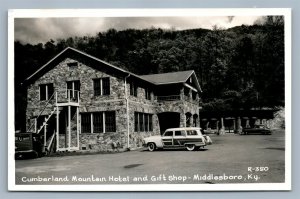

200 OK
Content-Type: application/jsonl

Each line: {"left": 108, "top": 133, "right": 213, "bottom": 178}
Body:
{"left": 45, "top": 133, "right": 56, "bottom": 155}
{"left": 37, "top": 107, "right": 57, "bottom": 134}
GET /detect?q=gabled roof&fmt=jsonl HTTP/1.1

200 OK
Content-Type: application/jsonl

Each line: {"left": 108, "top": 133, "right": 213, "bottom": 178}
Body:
{"left": 25, "top": 47, "right": 202, "bottom": 92}
{"left": 26, "top": 47, "right": 132, "bottom": 81}
{"left": 140, "top": 70, "right": 194, "bottom": 84}
{"left": 140, "top": 70, "right": 202, "bottom": 92}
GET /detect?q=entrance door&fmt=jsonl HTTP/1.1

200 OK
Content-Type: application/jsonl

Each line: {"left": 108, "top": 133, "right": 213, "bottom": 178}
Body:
{"left": 158, "top": 112, "right": 180, "bottom": 134}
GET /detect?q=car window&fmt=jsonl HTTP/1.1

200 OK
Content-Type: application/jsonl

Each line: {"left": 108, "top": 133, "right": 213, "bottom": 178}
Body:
{"left": 174, "top": 131, "right": 185, "bottom": 136}
{"left": 163, "top": 131, "right": 173, "bottom": 137}
{"left": 186, "top": 130, "right": 198, "bottom": 136}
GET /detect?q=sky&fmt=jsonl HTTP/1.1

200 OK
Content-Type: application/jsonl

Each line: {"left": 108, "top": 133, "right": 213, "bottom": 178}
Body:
{"left": 14, "top": 16, "right": 262, "bottom": 44}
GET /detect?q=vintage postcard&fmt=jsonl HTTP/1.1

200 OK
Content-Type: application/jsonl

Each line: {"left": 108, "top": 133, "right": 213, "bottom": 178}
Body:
{"left": 8, "top": 8, "right": 291, "bottom": 191}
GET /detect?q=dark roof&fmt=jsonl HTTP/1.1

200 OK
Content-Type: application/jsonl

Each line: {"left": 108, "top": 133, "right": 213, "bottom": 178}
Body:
{"left": 140, "top": 71, "right": 202, "bottom": 92}
{"left": 140, "top": 71, "right": 194, "bottom": 84}
{"left": 25, "top": 47, "right": 202, "bottom": 92}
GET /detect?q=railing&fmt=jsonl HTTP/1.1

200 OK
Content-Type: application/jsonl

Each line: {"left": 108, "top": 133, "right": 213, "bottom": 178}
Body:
{"left": 27, "top": 92, "right": 55, "bottom": 132}
{"left": 28, "top": 89, "right": 80, "bottom": 133}
{"left": 157, "top": 95, "right": 181, "bottom": 102}
{"left": 56, "top": 89, "right": 80, "bottom": 104}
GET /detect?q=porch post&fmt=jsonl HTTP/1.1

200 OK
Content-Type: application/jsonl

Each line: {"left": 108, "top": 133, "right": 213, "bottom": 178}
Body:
{"left": 44, "top": 120, "right": 47, "bottom": 153}
{"left": 34, "top": 118, "right": 37, "bottom": 133}
{"left": 56, "top": 106, "right": 59, "bottom": 151}
{"left": 246, "top": 119, "right": 250, "bottom": 128}
{"left": 237, "top": 117, "right": 242, "bottom": 134}
{"left": 233, "top": 118, "right": 236, "bottom": 133}
{"left": 220, "top": 117, "right": 225, "bottom": 135}
{"left": 77, "top": 107, "right": 80, "bottom": 149}
{"left": 189, "top": 116, "right": 193, "bottom": 127}
{"left": 68, "top": 105, "right": 71, "bottom": 150}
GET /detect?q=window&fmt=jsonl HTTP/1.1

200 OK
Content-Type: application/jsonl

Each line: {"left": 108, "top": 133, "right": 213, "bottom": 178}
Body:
{"left": 39, "top": 83, "right": 54, "bottom": 101}
{"left": 93, "top": 112, "right": 103, "bottom": 133}
{"left": 81, "top": 113, "right": 91, "bottom": 133}
{"left": 145, "top": 88, "right": 152, "bottom": 100}
{"left": 139, "top": 113, "right": 144, "bottom": 132}
{"left": 93, "top": 79, "right": 101, "bottom": 96}
{"left": 81, "top": 112, "right": 116, "bottom": 133}
{"left": 134, "top": 112, "right": 139, "bottom": 132}
{"left": 67, "top": 62, "right": 78, "bottom": 67}
{"left": 93, "top": 77, "right": 110, "bottom": 96}
{"left": 134, "top": 112, "right": 153, "bottom": 132}
{"left": 144, "top": 114, "right": 149, "bottom": 131}
{"left": 105, "top": 111, "right": 116, "bottom": 132}
{"left": 186, "top": 130, "right": 197, "bottom": 136}
{"left": 163, "top": 131, "right": 173, "bottom": 137}
{"left": 130, "top": 82, "right": 137, "bottom": 97}
{"left": 67, "top": 80, "right": 80, "bottom": 98}
{"left": 102, "top": 78, "right": 110, "bottom": 95}
{"left": 149, "top": 114, "right": 153, "bottom": 131}
{"left": 175, "top": 131, "right": 184, "bottom": 136}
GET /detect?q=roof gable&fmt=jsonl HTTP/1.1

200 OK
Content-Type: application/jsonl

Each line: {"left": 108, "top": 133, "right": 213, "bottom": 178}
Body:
{"left": 25, "top": 47, "right": 129, "bottom": 82}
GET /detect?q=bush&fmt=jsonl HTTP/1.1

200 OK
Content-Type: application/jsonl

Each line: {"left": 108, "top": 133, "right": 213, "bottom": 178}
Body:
{"left": 269, "top": 107, "right": 285, "bottom": 129}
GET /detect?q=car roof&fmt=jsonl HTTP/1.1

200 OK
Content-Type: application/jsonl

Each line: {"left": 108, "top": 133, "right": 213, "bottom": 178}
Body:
{"left": 165, "top": 127, "right": 201, "bottom": 131}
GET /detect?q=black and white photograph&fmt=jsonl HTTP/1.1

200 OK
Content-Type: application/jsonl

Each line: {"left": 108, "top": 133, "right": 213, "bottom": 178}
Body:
{"left": 8, "top": 9, "right": 291, "bottom": 191}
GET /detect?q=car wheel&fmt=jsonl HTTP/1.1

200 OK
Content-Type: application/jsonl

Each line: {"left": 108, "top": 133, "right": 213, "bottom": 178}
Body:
{"left": 186, "top": 144, "right": 195, "bottom": 151}
{"left": 148, "top": 143, "right": 156, "bottom": 152}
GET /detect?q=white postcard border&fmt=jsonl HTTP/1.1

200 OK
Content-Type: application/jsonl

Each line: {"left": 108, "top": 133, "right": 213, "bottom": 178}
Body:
{"left": 8, "top": 8, "right": 292, "bottom": 191}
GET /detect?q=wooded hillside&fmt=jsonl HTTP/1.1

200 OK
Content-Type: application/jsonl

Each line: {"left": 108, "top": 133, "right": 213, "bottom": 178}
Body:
{"left": 14, "top": 16, "right": 284, "bottom": 130}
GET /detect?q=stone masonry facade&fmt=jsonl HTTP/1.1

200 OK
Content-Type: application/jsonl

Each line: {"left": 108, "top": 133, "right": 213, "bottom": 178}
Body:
{"left": 25, "top": 48, "right": 201, "bottom": 152}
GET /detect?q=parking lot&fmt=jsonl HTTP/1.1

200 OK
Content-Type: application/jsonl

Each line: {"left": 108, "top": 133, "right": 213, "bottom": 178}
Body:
{"left": 15, "top": 130, "right": 285, "bottom": 184}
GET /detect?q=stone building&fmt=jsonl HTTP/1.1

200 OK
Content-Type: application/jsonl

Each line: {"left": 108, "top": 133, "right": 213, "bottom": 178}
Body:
{"left": 24, "top": 47, "right": 202, "bottom": 152}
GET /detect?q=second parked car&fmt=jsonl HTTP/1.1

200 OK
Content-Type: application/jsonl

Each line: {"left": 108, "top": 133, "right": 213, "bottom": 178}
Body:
{"left": 143, "top": 127, "right": 212, "bottom": 151}
{"left": 241, "top": 124, "right": 272, "bottom": 135}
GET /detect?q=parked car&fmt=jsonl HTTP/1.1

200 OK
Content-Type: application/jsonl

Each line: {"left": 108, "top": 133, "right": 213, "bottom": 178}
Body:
{"left": 15, "top": 132, "right": 43, "bottom": 159}
{"left": 241, "top": 125, "right": 272, "bottom": 135}
{"left": 143, "top": 127, "right": 212, "bottom": 151}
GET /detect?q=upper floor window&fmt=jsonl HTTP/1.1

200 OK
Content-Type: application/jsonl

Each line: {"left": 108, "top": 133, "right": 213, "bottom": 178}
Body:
{"left": 93, "top": 77, "right": 110, "bottom": 96}
{"left": 39, "top": 83, "right": 54, "bottom": 101}
{"left": 145, "top": 88, "right": 152, "bottom": 100}
{"left": 130, "top": 82, "right": 137, "bottom": 97}
{"left": 67, "top": 80, "right": 80, "bottom": 98}
{"left": 67, "top": 62, "right": 78, "bottom": 67}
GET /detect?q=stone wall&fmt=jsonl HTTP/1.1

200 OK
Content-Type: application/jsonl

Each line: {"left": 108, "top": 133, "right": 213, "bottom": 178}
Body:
{"left": 79, "top": 105, "right": 128, "bottom": 150}
{"left": 26, "top": 57, "right": 125, "bottom": 123}
{"left": 26, "top": 55, "right": 201, "bottom": 152}
{"left": 80, "top": 131, "right": 126, "bottom": 151}
{"left": 127, "top": 101, "right": 160, "bottom": 149}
